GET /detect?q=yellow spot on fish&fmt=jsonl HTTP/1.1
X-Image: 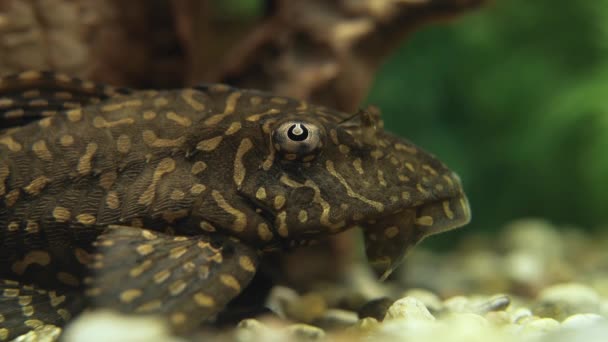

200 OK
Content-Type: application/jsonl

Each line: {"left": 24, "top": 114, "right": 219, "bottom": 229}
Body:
{"left": 143, "top": 130, "right": 186, "bottom": 148}
{"left": 395, "top": 143, "right": 418, "bottom": 154}
{"left": 138, "top": 158, "right": 176, "bottom": 205}
{"left": 39, "top": 117, "right": 52, "bottom": 128}
{"left": 181, "top": 89, "right": 205, "bottom": 110}
{"left": 276, "top": 211, "right": 288, "bottom": 237}
{"left": 93, "top": 116, "right": 135, "bottom": 128}
{"left": 255, "top": 187, "right": 267, "bottom": 200}
{"left": 101, "top": 100, "right": 143, "bottom": 112}
{"left": 234, "top": 138, "right": 253, "bottom": 187}
{"left": 196, "top": 136, "right": 223, "bottom": 151}
{"left": 274, "top": 195, "right": 286, "bottom": 210}
{"left": 5, "top": 189, "right": 20, "bottom": 207}
{"left": 271, "top": 97, "right": 288, "bottom": 104}
{"left": 211, "top": 190, "right": 246, "bottom": 231}
{"left": 57, "top": 272, "right": 80, "bottom": 286}
{"left": 66, "top": 109, "right": 82, "bottom": 122}
{"left": 245, "top": 108, "right": 280, "bottom": 122}
{"left": 23, "top": 176, "right": 50, "bottom": 195}
{"left": 135, "top": 300, "right": 162, "bottom": 313}
{"left": 116, "top": 134, "right": 131, "bottom": 153}
{"left": 32, "top": 140, "right": 52, "bottom": 160}
{"left": 53, "top": 207, "right": 71, "bottom": 222}
{"left": 25, "top": 220, "right": 39, "bottom": 233}
{"left": 199, "top": 221, "right": 216, "bottom": 232}
{"left": 76, "top": 213, "right": 96, "bottom": 225}
{"left": 22, "top": 306, "right": 34, "bottom": 317}
{"left": 19, "top": 70, "right": 42, "bottom": 80}
{"left": 75, "top": 248, "right": 92, "bottom": 265}
{"left": 170, "top": 246, "right": 187, "bottom": 259}
{"left": 59, "top": 134, "right": 74, "bottom": 147}
{"left": 204, "top": 92, "right": 241, "bottom": 125}
{"left": 169, "top": 280, "right": 187, "bottom": 296}
{"left": 325, "top": 160, "right": 384, "bottom": 212}
{"left": 0, "top": 328, "right": 8, "bottom": 340}
{"left": 377, "top": 170, "right": 387, "bottom": 187}
{"left": 405, "top": 162, "right": 415, "bottom": 172}
{"left": 0, "top": 136, "right": 22, "bottom": 152}
{"left": 443, "top": 200, "right": 455, "bottom": 219}
{"left": 190, "top": 183, "right": 206, "bottom": 195}
{"left": 257, "top": 223, "right": 273, "bottom": 241}
{"left": 166, "top": 111, "right": 192, "bottom": 127}
{"left": 171, "top": 312, "right": 187, "bottom": 325}
{"left": 191, "top": 161, "right": 207, "bottom": 175}
{"left": 130, "top": 260, "right": 153, "bottom": 277}
{"left": 384, "top": 226, "right": 400, "bottom": 238}
{"left": 154, "top": 270, "right": 171, "bottom": 284}
{"left": 77, "top": 143, "right": 98, "bottom": 175}
{"left": 329, "top": 129, "right": 339, "bottom": 145}
{"left": 120, "top": 289, "right": 142, "bottom": 303}
{"left": 170, "top": 189, "right": 185, "bottom": 201}
{"left": 24, "top": 319, "right": 43, "bottom": 328}
{"left": 239, "top": 256, "right": 256, "bottom": 272}
{"left": 416, "top": 216, "right": 434, "bottom": 226}
{"left": 220, "top": 274, "right": 241, "bottom": 291}
{"left": 225, "top": 122, "right": 242, "bottom": 135}
{"left": 153, "top": 97, "right": 169, "bottom": 108}
{"left": 298, "top": 210, "right": 308, "bottom": 223}
{"left": 105, "top": 191, "right": 120, "bottom": 210}
{"left": 194, "top": 293, "right": 215, "bottom": 307}
{"left": 136, "top": 244, "right": 155, "bottom": 256}
{"left": 339, "top": 144, "right": 350, "bottom": 154}
{"left": 143, "top": 111, "right": 157, "bottom": 120}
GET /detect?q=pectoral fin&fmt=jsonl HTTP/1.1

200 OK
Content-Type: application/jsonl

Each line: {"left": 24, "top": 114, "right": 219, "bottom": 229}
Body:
{"left": 0, "top": 279, "right": 84, "bottom": 340}
{"left": 86, "top": 225, "right": 259, "bottom": 332}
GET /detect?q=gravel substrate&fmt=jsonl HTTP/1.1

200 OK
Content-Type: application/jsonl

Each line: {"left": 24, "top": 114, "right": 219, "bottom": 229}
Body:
{"left": 17, "top": 219, "right": 608, "bottom": 341}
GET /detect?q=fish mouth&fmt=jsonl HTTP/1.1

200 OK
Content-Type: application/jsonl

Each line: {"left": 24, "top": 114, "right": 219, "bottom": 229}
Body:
{"left": 363, "top": 194, "right": 471, "bottom": 281}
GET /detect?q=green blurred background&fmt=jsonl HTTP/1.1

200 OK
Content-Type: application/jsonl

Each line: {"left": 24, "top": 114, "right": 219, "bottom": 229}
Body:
{"left": 365, "top": 0, "right": 608, "bottom": 236}
{"left": 220, "top": 0, "right": 608, "bottom": 236}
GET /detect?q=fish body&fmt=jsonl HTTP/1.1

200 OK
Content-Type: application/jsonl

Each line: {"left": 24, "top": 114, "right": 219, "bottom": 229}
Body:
{"left": 0, "top": 71, "right": 470, "bottom": 339}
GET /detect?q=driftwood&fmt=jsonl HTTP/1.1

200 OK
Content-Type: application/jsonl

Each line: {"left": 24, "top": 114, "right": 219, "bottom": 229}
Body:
{"left": 0, "top": 0, "right": 483, "bottom": 111}
{"left": 0, "top": 0, "right": 483, "bottom": 285}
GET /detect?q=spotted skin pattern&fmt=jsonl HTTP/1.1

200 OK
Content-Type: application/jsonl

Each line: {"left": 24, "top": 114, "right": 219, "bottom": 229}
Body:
{"left": 0, "top": 71, "right": 470, "bottom": 339}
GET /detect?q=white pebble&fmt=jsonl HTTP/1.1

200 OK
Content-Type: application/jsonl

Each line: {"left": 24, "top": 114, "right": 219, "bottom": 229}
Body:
{"left": 561, "top": 314, "right": 606, "bottom": 329}
{"left": 384, "top": 297, "right": 435, "bottom": 321}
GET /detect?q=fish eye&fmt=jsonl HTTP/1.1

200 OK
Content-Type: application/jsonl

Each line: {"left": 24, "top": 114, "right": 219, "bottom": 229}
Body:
{"left": 272, "top": 119, "right": 325, "bottom": 161}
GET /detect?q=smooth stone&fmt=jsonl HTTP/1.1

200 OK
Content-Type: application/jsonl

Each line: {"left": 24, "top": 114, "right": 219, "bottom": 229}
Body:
{"left": 265, "top": 286, "right": 299, "bottom": 319}
{"left": 284, "top": 293, "right": 327, "bottom": 323}
{"left": 443, "top": 296, "right": 471, "bottom": 313}
{"left": 561, "top": 314, "right": 606, "bottom": 329}
{"left": 535, "top": 283, "right": 601, "bottom": 319}
{"left": 285, "top": 324, "right": 326, "bottom": 341}
{"left": 521, "top": 317, "right": 560, "bottom": 338}
{"left": 62, "top": 310, "right": 182, "bottom": 342}
{"left": 13, "top": 325, "right": 62, "bottom": 342}
{"left": 314, "top": 309, "right": 359, "bottom": 330}
{"left": 402, "top": 288, "right": 444, "bottom": 313}
{"left": 384, "top": 297, "right": 435, "bottom": 321}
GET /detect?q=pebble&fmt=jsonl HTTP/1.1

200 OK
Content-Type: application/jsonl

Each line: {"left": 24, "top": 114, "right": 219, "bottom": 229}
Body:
{"left": 62, "top": 310, "right": 182, "bottom": 342}
{"left": 285, "top": 324, "right": 326, "bottom": 341}
{"left": 535, "top": 283, "right": 601, "bottom": 319}
{"left": 402, "top": 288, "right": 444, "bottom": 313}
{"left": 314, "top": 309, "right": 359, "bottom": 330}
{"left": 384, "top": 297, "right": 435, "bottom": 321}
{"left": 561, "top": 313, "right": 606, "bottom": 329}
{"left": 284, "top": 293, "right": 327, "bottom": 323}
{"left": 358, "top": 297, "right": 394, "bottom": 321}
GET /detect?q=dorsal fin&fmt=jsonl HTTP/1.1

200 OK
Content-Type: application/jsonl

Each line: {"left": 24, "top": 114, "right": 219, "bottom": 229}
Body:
{"left": 0, "top": 70, "right": 132, "bottom": 129}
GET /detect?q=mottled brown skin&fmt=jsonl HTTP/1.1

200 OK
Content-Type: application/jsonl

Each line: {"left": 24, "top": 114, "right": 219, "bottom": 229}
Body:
{"left": 0, "top": 71, "right": 470, "bottom": 339}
